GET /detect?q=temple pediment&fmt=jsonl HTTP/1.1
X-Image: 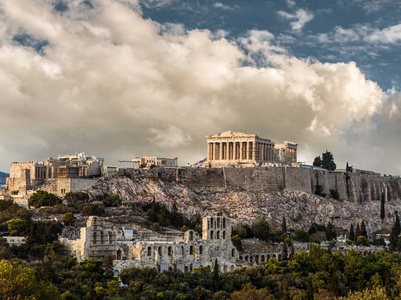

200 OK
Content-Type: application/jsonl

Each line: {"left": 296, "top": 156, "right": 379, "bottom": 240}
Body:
{"left": 206, "top": 131, "right": 257, "bottom": 139}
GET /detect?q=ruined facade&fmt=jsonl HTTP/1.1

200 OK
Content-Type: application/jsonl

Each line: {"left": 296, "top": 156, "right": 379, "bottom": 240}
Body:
{"left": 206, "top": 131, "right": 297, "bottom": 166}
{"left": 132, "top": 155, "right": 178, "bottom": 169}
{"left": 60, "top": 216, "right": 239, "bottom": 273}
{"left": 2, "top": 153, "right": 103, "bottom": 197}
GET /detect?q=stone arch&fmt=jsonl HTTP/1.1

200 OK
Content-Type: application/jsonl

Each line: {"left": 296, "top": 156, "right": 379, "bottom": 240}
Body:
{"left": 158, "top": 246, "right": 162, "bottom": 256}
{"left": 217, "top": 231, "right": 220, "bottom": 239}
{"left": 199, "top": 245, "right": 203, "bottom": 255}
{"left": 261, "top": 255, "right": 265, "bottom": 262}
{"left": 184, "top": 266, "right": 189, "bottom": 272}
{"left": 230, "top": 265, "right": 234, "bottom": 271}
{"left": 245, "top": 255, "right": 248, "bottom": 262}
{"left": 255, "top": 255, "right": 259, "bottom": 263}
{"left": 190, "top": 245, "right": 194, "bottom": 255}
{"left": 147, "top": 246, "right": 151, "bottom": 256}
{"left": 223, "top": 218, "right": 226, "bottom": 229}
{"left": 116, "top": 249, "right": 122, "bottom": 260}
{"left": 224, "top": 265, "right": 228, "bottom": 272}
{"left": 189, "top": 231, "right": 194, "bottom": 241}
{"left": 223, "top": 231, "right": 226, "bottom": 239}
{"left": 168, "top": 246, "right": 172, "bottom": 256}
{"left": 210, "top": 230, "right": 214, "bottom": 239}
{"left": 217, "top": 218, "right": 221, "bottom": 228}
{"left": 181, "top": 246, "right": 185, "bottom": 255}
{"left": 278, "top": 254, "right": 282, "bottom": 261}
{"left": 250, "top": 256, "right": 253, "bottom": 263}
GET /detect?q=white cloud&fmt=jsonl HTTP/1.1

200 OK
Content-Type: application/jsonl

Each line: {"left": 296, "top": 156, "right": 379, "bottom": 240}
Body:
{"left": 213, "top": 2, "right": 236, "bottom": 10}
{"left": 0, "top": 0, "right": 396, "bottom": 174}
{"left": 286, "top": 0, "right": 296, "bottom": 8}
{"left": 277, "top": 9, "right": 314, "bottom": 33}
{"left": 365, "top": 24, "right": 401, "bottom": 44}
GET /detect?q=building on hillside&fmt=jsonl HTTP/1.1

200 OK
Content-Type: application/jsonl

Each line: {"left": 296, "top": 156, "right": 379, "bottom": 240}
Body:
{"left": 206, "top": 131, "right": 297, "bottom": 166}
{"left": 1, "top": 153, "right": 103, "bottom": 198}
{"left": 131, "top": 155, "right": 178, "bottom": 169}
{"left": 3, "top": 236, "right": 27, "bottom": 246}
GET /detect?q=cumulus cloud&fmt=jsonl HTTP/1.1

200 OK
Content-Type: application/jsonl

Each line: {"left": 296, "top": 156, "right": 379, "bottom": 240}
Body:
{"left": 0, "top": 0, "right": 399, "bottom": 174}
{"left": 277, "top": 8, "right": 314, "bottom": 33}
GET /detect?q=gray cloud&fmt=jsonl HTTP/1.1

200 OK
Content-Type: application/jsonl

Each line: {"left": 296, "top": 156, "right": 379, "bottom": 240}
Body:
{"left": 0, "top": 0, "right": 400, "bottom": 175}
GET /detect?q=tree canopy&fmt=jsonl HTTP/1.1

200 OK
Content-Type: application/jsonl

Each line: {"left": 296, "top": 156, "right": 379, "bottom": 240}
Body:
{"left": 313, "top": 150, "right": 337, "bottom": 171}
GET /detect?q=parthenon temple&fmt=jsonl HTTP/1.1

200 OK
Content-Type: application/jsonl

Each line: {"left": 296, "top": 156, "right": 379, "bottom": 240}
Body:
{"left": 206, "top": 131, "right": 297, "bottom": 165}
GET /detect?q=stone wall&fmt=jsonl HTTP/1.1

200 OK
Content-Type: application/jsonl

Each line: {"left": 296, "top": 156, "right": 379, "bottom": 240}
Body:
{"left": 121, "top": 166, "right": 401, "bottom": 203}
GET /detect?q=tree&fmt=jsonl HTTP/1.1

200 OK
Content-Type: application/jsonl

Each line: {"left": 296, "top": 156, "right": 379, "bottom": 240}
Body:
{"left": 328, "top": 270, "right": 339, "bottom": 296}
{"left": 349, "top": 224, "right": 355, "bottom": 241}
{"left": 231, "top": 234, "right": 242, "bottom": 251}
{"left": 390, "top": 213, "right": 401, "bottom": 251}
{"left": 62, "top": 212, "right": 76, "bottom": 226}
{"left": 251, "top": 217, "right": 270, "bottom": 242}
{"left": 104, "top": 256, "right": 114, "bottom": 281}
{"left": 294, "top": 229, "right": 311, "bottom": 242}
{"left": 0, "top": 260, "right": 60, "bottom": 299}
{"left": 381, "top": 190, "right": 385, "bottom": 220}
{"left": 361, "top": 220, "right": 367, "bottom": 238}
{"left": 321, "top": 150, "right": 336, "bottom": 171}
{"left": 355, "top": 223, "right": 361, "bottom": 239}
{"left": 281, "top": 216, "right": 287, "bottom": 233}
{"left": 29, "top": 190, "right": 60, "bottom": 208}
{"left": 325, "top": 222, "right": 337, "bottom": 241}
{"left": 313, "top": 156, "right": 322, "bottom": 167}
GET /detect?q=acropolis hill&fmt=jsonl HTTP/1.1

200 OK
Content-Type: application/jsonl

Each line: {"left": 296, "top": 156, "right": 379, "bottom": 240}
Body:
{"left": 1, "top": 131, "right": 401, "bottom": 236}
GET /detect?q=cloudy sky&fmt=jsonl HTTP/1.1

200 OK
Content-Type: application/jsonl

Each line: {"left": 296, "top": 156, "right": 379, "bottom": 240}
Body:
{"left": 1, "top": 0, "right": 401, "bottom": 174}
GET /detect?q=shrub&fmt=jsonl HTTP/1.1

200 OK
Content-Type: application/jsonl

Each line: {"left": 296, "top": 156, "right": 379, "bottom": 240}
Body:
{"left": 294, "top": 230, "right": 312, "bottom": 242}
{"left": 330, "top": 189, "right": 340, "bottom": 200}
{"left": 29, "top": 191, "right": 61, "bottom": 208}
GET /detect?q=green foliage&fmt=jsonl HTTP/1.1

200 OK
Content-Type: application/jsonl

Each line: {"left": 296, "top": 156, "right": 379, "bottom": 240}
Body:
{"left": 330, "top": 189, "right": 340, "bottom": 200}
{"left": 325, "top": 222, "right": 337, "bottom": 241}
{"left": 251, "top": 217, "right": 270, "bottom": 242}
{"left": 281, "top": 216, "right": 287, "bottom": 233}
{"left": 78, "top": 203, "right": 105, "bottom": 216}
{"left": 313, "top": 150, "right": 337, "bottom": 171}
{"left": 315, "top": 185, "right": 326, "bottom": 197}
{"left": 390, "top": 215, "right": 401, "bottom": 252}
{"left": 349, "top": 224, "right": 355, "bottom": 241}
{"left": 180, "top": 225, "right": 189, "bottom": 232}
{"left": 294, "top": 229, "right": 312, "bottom": 242}
{"left": 65, "top": 191, "right": 89, "bottom": 202}
{"left": 372, "top": 238, "right": 386, "bottom": 246}
{"left": 356, "top": 236, "right": 369, "bottom": 246}
{"left": 0, "top": 259, "right": 60, "bottom": 299}
{"left": 101, "top": 194, "right": 122, "bottom": 207}
{"left": 231, "top": 234, "right": 242, "bottom": 251}
{"left": 62, "top": 212, "right": 76, "bottom": 225}
{"left": 381, "top": 191, "right": 386, "bottom": 220}
{"left": 30, "top": 190, "right": 61, "bottom": 208}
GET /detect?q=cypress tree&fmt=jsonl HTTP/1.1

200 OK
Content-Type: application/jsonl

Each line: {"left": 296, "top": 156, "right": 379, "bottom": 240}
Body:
{"left": 306, "top": 276, "right": 314, "bottom": 300}
{"left": 281, "top": 216, "right": 287, "bottom": 233}
{"left": 282, "top": 242, "right": 288, "bottom": 260}
{"left": 289, "top": 245, "right": 294, "bottom": 261}
{"left": 361, "top": 220, "right": 367, "bottom": 238}
{"left": 355, "top": 223, "right": 361, "bottom": 239}
{"left": 390, "top": 213, "right": 401, "bottom": 252}
{"left": 381, "top": 190, "right": 386, "bottom": 220}
{"left": 213, "top": 258, "right": 219, "bottom": 284}
{"left": 349, "top": 224, "right": 355, "bottom": 241}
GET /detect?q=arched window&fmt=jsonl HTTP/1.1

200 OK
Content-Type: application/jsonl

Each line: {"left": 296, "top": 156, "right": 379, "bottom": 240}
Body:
{"left": 222, "top": 231, "right": 226, "bottom": 239}
{"left": 210, "top": 230, "right": 214, "bottom": 239}
{"left": 199, "top": 246, "right": 203, "bottom": 255}
{"left": 158, "top": 246, "right": 162, "bottom": 256}
{"left": 223, "top": 218, "right": 226, "bottom": 229}
{"left": 216, "top": 231, "right": 220, "bottom": 239}
{"left": 261, "top": 255, "right": 265, "bottom": 262}
{"left": 190, "top": 246, "right": 193, "bottom": 255}
{"left": 210, "top": 218, "right": 213, "bottom": 228}
{"left": 181, "top": 246, "right": 184, "bottom": 255}
{"left": 116, "top": 249, "right": 122, "bottom": 260}
{"left": 189, "top": 231, "right": 194, "bottom": 241}
{"left": 217, "top": 218, "right": 221, "bottom": 228}
{"left": 147, "top": 247, "right": 151, "bottom": 256}
{"left": 168, "top": 246, "right": 172, "bottom": 256}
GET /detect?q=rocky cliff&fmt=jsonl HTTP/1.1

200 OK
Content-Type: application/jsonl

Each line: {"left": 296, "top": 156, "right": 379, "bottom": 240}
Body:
{"left": 86, "top": 167, "right": 401, "bottom": 235}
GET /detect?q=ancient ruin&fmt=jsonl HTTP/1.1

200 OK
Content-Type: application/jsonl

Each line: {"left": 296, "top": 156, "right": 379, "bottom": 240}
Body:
{"left": 60, "top": 216, "right": 239, "bottom": 273}
{"left": 206, "top": 131, "right": 297, "bottom": 166}
{"left": 131, "top": 155, "right": 178, "bottom": 169}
